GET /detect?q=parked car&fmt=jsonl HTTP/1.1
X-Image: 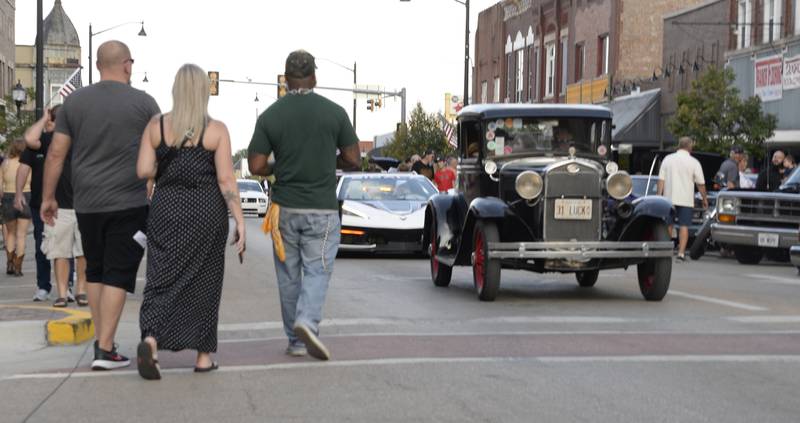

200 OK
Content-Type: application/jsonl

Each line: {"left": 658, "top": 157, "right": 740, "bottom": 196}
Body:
{"left": 336, "top": 173, "right": 438, "bottom": 254}
{"left": 710, "top": 168, "right": 800, "bottom": 265}
{"left": 237, "top": 179, "right": 268, "bottom": 217}
{"left": 424, "top": 104, "right": 674, "bottom": 302}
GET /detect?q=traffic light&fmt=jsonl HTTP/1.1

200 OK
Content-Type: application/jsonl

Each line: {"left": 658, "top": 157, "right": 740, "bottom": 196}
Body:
{"left": 208, "top": 71, "right": 219, "bottom": 96}
{"left": 375, "top": 98, "right": 382, "bottom": 109}
{"left": 277, "top": 75, "right": 287, "bottom": 98}
{"left": 367, "top": 99, "right": 374, "bottom": 111}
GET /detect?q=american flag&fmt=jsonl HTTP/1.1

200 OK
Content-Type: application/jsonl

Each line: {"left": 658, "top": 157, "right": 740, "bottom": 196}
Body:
{"left": 58, "top": 68, "right": 82, "bottom": 97}
{"left": 441, "top": 118, "right": 457, "bottom": 148}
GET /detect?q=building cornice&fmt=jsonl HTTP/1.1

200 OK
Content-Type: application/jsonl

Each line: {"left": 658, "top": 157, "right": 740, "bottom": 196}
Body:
{"left": 503, "top": 0, "right": 532, "bottom": 21}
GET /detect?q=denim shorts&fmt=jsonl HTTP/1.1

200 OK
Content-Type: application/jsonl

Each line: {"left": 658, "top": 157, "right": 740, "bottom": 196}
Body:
{"left": 674, "top": 206, "right": 693, "bottom": 227}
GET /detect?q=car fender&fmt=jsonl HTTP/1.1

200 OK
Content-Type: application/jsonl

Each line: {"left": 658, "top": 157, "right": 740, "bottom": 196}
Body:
{"left": 424, "top": 193, "right": 468, "bottom": 265}
{"left": 454, "top": 197, "right": 514, "bottom": 265}
{"left": 618, "top": 196, "right": 674, "bottom": 241}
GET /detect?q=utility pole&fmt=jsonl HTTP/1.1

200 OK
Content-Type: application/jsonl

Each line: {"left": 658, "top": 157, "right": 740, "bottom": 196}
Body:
{"left": 463, "top": 0, "right": 470, "bottom": 107}
{"left": 35, "top": 0, "right": 44, "bottom": 120}
{"left": 353, "top": 62, "right": 357, "bottom": 133}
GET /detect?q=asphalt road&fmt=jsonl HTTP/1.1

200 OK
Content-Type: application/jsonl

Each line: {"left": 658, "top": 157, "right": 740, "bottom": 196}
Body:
{"left": 1, "top": 217, "right": 800, "bottom": 422}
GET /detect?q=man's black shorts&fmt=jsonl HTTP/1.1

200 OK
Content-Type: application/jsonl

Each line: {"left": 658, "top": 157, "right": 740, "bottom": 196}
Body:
{"left": 76, "top": 206, "right": 148, "bottom": 293}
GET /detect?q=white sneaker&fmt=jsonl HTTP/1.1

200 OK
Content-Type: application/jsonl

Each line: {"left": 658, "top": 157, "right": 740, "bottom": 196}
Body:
{"left": 285, "top": 344, "right": 308, "bottom": 357}
{"left": 293, "top": 323, "right": 330, "bottom": 361}
{"left": 32, "top": 289, "right": 49, "bottom": 302}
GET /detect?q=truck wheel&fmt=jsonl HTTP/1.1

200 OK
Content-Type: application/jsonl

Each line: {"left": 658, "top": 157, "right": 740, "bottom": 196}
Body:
{"left": 473, "top": 221, "right": 501, "bottom": 301}
{"left": 429, "top": 218, "right": 452, "bottom": 287}
{"left": 576, "top": 270, "right": 599, "bottom": 287}
{"left": 734, "top": 247, "right": 763, "bottom": 265}
{"left": 637, "top": 222, "right": 672, "bottom": 301}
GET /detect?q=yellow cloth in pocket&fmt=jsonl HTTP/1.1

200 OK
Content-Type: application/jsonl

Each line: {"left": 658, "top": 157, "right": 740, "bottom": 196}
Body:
{"left": 262, "top": 203, "right": 286, "bottom": 262}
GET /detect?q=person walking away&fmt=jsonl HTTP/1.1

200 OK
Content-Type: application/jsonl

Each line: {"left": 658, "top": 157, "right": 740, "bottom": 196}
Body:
{"left": 657, "top": 137, "right": 709, "bottom": 261}
{"left": 412, "top": 150, "right": 435, "bottom": 180}
{"left": 739, "top": 153, "right": 756, "bottom": 189}
{"left": 21, "top": 107, "right": 88, "bottom": 308}
{"left": 135, "top": 64, "right": 246, "bottom": 380}
{"left": 2, "top": 139, "right": 32, "bottom": 278}
{"left": 248, "top": 50, "right": 361, "bottom": 360}
{"left": 714, "top": 145, "right": 743, "bottom": 190}
{"left": 41, "top": 40, "right": 160, "bottom": 371}
{"left": 756, "top": 150, "right": 785, "bottom": 191}
{"left": 434, "top": 157, "right": 457, "bottom": 192}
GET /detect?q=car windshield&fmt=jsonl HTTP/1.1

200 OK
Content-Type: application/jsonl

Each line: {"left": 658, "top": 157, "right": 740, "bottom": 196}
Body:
{"left": 631, "top": 177, "right": 659, "bottom": 197}
{"left": 237, "top": 181, "right": 263, "bottom": 193}
{"left": 340, "top": 177, "right": 437, "bottom": 201}
{"left": 780, "top": 167, "right": 800, "bottom": 187}
{"left": 482, "top": 117, "right": 609, "bottom": 158}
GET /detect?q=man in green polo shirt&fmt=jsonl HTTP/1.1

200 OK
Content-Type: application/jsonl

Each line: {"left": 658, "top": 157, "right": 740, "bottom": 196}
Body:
{"left": 248, "top": 50, "right": 360, "bottom": 361}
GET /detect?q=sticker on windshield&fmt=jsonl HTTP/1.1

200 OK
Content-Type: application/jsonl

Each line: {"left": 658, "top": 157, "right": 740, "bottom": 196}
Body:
{"left": 597, "top": 145, "right": 608, "bottom": 156}
{"left": 485, "top": 130, "right": 496, "bottom": 141}
{"left": 495, "top": 119, "right": 504, "bottom": 128}
{"left": 487, "top": 121, "right": 498, "bottom": 131}
{"left": 487, "top": 141, "right": 497, "bottom": 150}
{"left": 504, "top": 145, "right": 513, "bottom": 154}
{"left": 505, "top": 118, "right": 514, "bottom": 128}
{"left": 513, "top": 118, "right": 523, "bottom": 129}
{"left": 495, "top": 137, "right": 505, "bottom": 156}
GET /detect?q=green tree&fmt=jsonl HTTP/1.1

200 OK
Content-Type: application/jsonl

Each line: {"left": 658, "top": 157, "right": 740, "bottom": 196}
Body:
{"left": 383, "top": 103, "right": 453, "bottom": 161}
{"left": 231, "top": 148, "right": 248, "bottom": 164}
{"left": 668, "top": 66, "right": 777, "bottom": 159}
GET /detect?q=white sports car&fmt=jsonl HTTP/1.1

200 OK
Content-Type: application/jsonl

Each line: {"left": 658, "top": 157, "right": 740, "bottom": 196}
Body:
{"left": 337, "top": 173, "right": 438, "bottom": 253}
{"left": 237, "top": 179, "right": 268, "bottom": 217}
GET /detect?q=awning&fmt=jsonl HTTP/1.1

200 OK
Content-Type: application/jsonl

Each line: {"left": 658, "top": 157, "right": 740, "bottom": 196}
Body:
{"left": 765, "top": 129, "right": 800, "bottom": 145}
{"left": 607, "top": 88, "right": 662, "bottom": 147}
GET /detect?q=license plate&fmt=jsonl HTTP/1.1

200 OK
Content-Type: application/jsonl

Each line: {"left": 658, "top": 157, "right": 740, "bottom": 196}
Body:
{"left": 554, "top": 199, "right": 592, "bottom": 220}
{"left": 757, "top": 233, "right": 780, "bottom": 248}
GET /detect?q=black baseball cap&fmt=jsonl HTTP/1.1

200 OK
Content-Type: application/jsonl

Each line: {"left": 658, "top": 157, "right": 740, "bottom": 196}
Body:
{"left": 424, "top": 149, "right": 435, "bottom": 156}
{"left": 730, "top": 145, "right": 744, "bottom": 154}
{"left": 285, "top": 50, "right": 317, "bottom": 79}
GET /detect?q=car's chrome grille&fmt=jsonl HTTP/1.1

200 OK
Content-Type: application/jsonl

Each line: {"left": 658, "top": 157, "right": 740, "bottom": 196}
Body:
{"left": 739, "top": 198, "right": 800, "bottom": 219}
{"left": 543, "top": 165, "right": 602, "bottom": 241}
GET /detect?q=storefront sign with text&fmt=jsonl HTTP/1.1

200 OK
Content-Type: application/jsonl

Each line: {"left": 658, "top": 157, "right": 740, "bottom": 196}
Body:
{"left": 755, "top": 55, "right": 783, "bottom": 101}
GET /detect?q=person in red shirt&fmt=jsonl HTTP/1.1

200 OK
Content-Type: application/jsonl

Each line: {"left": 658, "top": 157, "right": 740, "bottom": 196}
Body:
{"left": 434, "top": 157, "right": 457, "bottom": 192}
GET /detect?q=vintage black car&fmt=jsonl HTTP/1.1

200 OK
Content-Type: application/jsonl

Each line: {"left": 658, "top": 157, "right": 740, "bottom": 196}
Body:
{"left": 424, "top": 104, "right": 674, "bottom": 301}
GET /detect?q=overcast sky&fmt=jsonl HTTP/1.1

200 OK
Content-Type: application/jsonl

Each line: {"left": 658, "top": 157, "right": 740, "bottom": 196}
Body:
{"left": 15, "top": 0, "right": 498, "bottom": 153}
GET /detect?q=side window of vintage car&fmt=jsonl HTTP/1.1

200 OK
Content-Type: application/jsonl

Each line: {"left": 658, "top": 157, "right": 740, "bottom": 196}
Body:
{"left": 460, "top": 120, "right": 482, "bottom": 159}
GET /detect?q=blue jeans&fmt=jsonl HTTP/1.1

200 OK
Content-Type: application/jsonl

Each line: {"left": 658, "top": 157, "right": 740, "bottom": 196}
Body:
{"left": 273, "top": 209, "right": 340, "bottom": 346}
{"left": 30, "top": 207, "right": 52, "bottom": 292}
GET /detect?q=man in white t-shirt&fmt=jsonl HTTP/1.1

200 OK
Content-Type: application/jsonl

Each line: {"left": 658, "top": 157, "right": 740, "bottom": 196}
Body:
{"left": 657, "top": 136, "right": 709, "bottom": 261}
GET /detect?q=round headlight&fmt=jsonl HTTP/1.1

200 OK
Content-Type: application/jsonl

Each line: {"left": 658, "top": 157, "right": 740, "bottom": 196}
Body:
{"left": 605, "top": 161, "right": 619, "bottom": 174}
{"left": 484, "top": 160, "right": 498, "bottom": 175}
{"left": 606, "top": 171, "right": 633, "bottom": 200}
{"left": 515, "top": 171, "right": 543, "bottom": 200}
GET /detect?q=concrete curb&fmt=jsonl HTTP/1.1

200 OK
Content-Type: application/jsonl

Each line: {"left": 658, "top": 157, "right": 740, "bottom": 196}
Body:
{"left": 1, "top": 305, "right": 94, "bottom": 346}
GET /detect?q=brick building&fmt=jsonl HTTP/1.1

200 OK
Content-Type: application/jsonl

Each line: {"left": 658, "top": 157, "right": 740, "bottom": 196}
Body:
{"left": 0, "top": 0, "right": 15, "bottom": 105}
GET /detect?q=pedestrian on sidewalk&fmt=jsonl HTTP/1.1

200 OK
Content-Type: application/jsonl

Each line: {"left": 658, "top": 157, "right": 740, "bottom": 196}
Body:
{"left": 657, "top": 136, "right": 709, "bottom": 261}
{"left": 2, "top": 139, "right": 32, "bottom": 277}
{"left": 756, "top": 150, "right": 785, "bottom": 192}
{"left": 434, "top": 157, "right": 457, "bottom": 192}
{"left": 134, "top": 64, "right": 246, "bottom": 380}
{"left": 714, "top": 145, "right": 743, "bottom": 190}
{"left": 248, "top": 50, "right": 361, "bottom": 360}
{"left": 412, "top": 150, "right": 435, "bottom": 180}
{"left": 41, "top": 40, "right": 160, "bottom": 371}
{"left": 19, "top": 107, "right": 87, "bottom": 308}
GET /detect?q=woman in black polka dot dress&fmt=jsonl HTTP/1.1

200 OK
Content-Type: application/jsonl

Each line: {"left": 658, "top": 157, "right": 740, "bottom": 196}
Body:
{"left": 135, "top": 64, "right": 246, "bottom": 380}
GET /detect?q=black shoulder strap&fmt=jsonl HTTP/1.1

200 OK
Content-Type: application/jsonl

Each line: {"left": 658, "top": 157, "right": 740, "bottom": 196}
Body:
{"left": 159, "top": 114, "right": 165, "bottom": 143}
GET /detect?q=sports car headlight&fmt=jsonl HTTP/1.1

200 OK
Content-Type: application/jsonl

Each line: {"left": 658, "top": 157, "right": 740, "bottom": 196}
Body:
{"left": 606, "top": 171, "right": 633, "bottom": 200}
{"left": 342, "top": 206, "right": 369, "bottom": 219}
{"left": 718, "top": 198, "right": 738, "bottom": 214}
{"left": 515, "top": 171, "right": 543, "bottom": 200}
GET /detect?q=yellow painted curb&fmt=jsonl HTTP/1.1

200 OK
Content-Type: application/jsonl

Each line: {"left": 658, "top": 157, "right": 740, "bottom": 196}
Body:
{"left": 0, "top": 305, "right": 94, "bottom": 346}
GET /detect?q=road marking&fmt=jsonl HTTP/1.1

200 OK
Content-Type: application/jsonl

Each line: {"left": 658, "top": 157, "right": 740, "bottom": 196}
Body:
{"left": 0, "top": 284, "right": 34, "bottom": 289}
{"left": 728, "top": 316, "right": 800, "bottom": 323}
{"left": 669, "top": 290, "right": 768, "bottom": 312}
{"left": 7, "top": 355, "right": 800, "bottom": 381}
{"left": 472, "top": 316, "right": 636, "bottom": 324}
{"left": 218, "top": 318, "right": 403, "bottom": 332}
{"left": 745, "top": 274, "right": 800, "bottom": 286}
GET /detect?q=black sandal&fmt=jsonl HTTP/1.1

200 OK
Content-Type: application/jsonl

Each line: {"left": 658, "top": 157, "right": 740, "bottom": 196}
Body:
{"left": 194, "top": 362, "right": 219, "bottom": 373}
{"left": 53, "top": 298, "right": 68, "bottom": 308}
{"left": 76, "top": 294, "right": 89, "bottom": 307}
{"left": 136, "top": 341, "right": 161, "bottom": 380}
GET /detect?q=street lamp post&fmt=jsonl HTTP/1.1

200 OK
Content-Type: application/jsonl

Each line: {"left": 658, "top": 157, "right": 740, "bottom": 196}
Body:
{"left": 88, "top": 21, "right": 146, "bottom": 84}
{"left": 12, "top": 81, "right": 28, "bottom": 118}
{"left": 401, "top": 0, "right": 469, "bottom": 107}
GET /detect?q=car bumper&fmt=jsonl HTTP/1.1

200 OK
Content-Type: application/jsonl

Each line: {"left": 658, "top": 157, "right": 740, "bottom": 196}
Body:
{"left": 791, "top": 245, "right": 800, "bottom": 268}
{"left": 241, "top": 202, "right": 267, "bottom": 215}
{"left": 339, "top": 227, "right": 424, "bottom": 253}
{"left": 710, "top": 223, "right": 798, "bottom": 249}
{"left": 487, "top": 241, "right": 674, "bottom": 260}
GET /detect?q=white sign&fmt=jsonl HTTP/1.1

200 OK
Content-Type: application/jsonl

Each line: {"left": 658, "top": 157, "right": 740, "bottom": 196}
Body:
{"left": 755, "top": 55, "right": 783, "bottom": 102}
{"left": 783, "top": 55, "right": 800, "bottom": 91}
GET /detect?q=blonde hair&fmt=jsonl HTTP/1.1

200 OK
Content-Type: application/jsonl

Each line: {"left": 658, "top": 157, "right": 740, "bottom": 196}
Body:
{"left": 170, "top": 63, "right": 210, "bottom": 144}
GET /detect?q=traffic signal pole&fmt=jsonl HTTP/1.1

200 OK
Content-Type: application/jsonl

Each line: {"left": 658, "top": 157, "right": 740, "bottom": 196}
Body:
{"left": 218, "top": 78, "right": 407, "bottom": 126}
